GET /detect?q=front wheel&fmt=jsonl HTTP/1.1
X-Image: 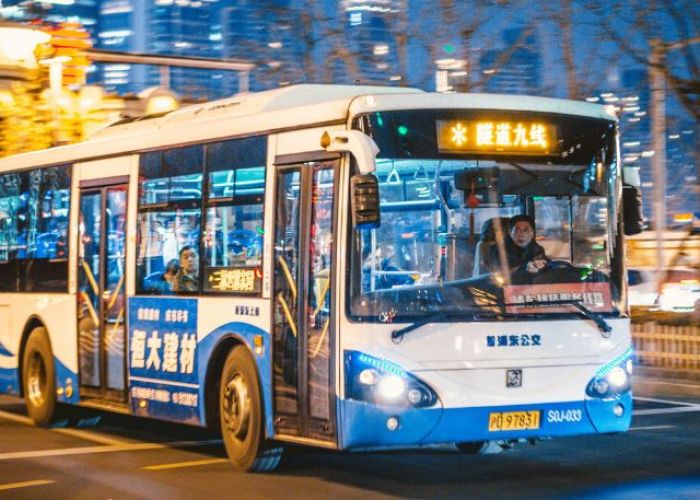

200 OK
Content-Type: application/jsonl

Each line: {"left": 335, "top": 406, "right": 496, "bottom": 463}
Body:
{"left": 22, "top": 327, "right": 57, "bottom": 426}
{"left": 456, "top": 441, "right": 504, "bottom": 454}
{"left": 219, "top": 346, "right": 283, "bottom": 472}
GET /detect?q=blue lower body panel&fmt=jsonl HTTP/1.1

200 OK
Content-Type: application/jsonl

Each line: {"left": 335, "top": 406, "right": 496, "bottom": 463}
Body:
{"left": 0, "top": 367, "right": 20, "bottom": 395}
{"left": 339, "top": 392, "right": 632, "bottom": 450}
{"left": 0, "top": 357, "right": 79, "bottom": 404}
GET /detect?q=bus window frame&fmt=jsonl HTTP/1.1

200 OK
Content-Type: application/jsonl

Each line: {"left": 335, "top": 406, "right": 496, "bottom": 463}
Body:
{"left": 135, "top": 136, "right": 268, "bottom": 297}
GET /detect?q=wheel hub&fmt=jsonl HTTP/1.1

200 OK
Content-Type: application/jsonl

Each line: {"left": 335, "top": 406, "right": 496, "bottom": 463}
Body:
{"left": 224, "top": 373, "right": 250, "bottom": 440}
{"left": 27, "top": 352, "right": 46, "bottom": 408}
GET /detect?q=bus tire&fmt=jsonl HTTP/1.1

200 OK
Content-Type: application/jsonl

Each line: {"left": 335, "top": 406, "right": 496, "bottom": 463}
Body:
{"left": 220, "top": 345, "right": 283, "bottom": 472}
{"left": 457, "top": 440, "right": 504, "bottom": 454}
{"left": 22, "top": 327, "right": 57, "bottom": 427}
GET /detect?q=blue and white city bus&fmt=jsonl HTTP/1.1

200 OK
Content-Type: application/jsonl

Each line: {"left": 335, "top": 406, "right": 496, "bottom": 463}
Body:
{"left": 0, "top": 85, "right": 643, "bottom": 471}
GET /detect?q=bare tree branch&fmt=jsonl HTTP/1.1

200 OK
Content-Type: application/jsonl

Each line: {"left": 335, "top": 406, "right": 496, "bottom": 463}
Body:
{"left": 590, "top": 0, "right": 699, "bottom": 121}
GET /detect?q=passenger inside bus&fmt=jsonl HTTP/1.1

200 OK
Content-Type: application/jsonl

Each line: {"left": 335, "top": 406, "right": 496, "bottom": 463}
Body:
{"left": 362, "top": 243, "right": 415, "bottom": 291}
{"left": 143, "top": 259, "right": 179, "bottom": 294}
{"left": 472, "top": 217, "right": 511, "bottom": 276}
{"left": 486, "top": 214, "right": 550, "bottom": 280}
{"left": 172, "top": 246, "right": 199, "bottom": 292}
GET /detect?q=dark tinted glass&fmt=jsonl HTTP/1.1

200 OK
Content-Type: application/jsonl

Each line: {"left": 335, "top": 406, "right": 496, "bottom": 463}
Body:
{"left": 139, "top": 145, "right": 204, "bottom": 205}
{"left": 359, "top": 110, "right": 616, "bottom": 166}
{"left": 206, "top": 136, "right": 265, "bottom": 173}
{"left": 627, "top": 269, "right": 643, "bottom": 286}
{"left": 0, "top": 165, "right": 71, "bottom": 292}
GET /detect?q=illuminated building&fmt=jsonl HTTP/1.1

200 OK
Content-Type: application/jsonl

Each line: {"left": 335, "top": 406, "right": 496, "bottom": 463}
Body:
{"left": 97, "top": 0, "right": 224, "bottom": 99}
{"left": 219, "top": 0, "right": 303, "bottom": 91}
{"left": 479, "top": 27, "right": 543, "bottom": 95}
{"left": 0, "top": 0, "right": 99, "bottom": 37}
{"left": 591, "top": 68, "right": 698, "bottom": 225}
{"left": 339, "top": 0, "right": 406, "bottom": 85}
{"left": 665, "top": 119, "right": 698, "bottom": 226}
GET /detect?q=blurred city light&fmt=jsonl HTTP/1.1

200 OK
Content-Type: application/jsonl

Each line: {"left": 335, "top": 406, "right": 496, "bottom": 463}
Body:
{"left": 0, "top": 24, "right": 50, "bottom": 77}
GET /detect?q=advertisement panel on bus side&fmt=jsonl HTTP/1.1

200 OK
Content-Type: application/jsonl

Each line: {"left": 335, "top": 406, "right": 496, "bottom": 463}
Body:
{"left": 128, "top": 297, "right": 201, "bottom": 424}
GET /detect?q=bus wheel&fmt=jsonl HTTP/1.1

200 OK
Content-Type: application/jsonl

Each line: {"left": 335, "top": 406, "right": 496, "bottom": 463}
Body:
{"left": 22, "top": 327, "right": 57, "bottom": 426}
{"left": 456, "top": 441, "right": 504, "bottom": 454}
{"left": 220, "top": 346, "right": 283, "bottom": 472}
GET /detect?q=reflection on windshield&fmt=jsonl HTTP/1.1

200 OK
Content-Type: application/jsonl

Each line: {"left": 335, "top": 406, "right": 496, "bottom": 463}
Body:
{"left": 349, "top": 158, "right": 622, "bottom": 321}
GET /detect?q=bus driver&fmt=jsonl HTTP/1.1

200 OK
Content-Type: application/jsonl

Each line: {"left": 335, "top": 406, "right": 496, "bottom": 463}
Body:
{"left": 488, "top": 214, "right": 550, "bottom": 277}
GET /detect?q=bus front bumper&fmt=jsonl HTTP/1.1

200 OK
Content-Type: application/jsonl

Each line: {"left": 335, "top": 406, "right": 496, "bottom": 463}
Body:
{"left": 338, "top": 392, "right": 632, "bottom": 450}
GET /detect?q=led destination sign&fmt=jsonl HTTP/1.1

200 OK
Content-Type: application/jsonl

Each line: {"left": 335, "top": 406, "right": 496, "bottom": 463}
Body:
{"left": 204, "top": 267, "right": 260, "bottom": 293}
{"left": 437, "top": 119, "right": 558, "bottom": 155}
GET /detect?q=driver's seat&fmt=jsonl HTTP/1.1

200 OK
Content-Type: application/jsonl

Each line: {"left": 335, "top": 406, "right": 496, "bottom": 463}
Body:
{"left": 472, "top": 217, "right": 510, "bottom": 276}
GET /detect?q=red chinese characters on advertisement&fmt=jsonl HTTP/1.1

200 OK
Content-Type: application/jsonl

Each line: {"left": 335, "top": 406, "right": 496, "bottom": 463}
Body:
{"left": 504, "top": 282, "right": 613, "bottom": 314}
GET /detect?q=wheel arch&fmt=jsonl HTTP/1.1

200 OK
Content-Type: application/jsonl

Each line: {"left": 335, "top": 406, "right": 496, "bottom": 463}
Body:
{"left": 18, "top": 315, "right": 50, "bottom": 398}
{"left": 204, "top": 333, "right": 260, "bottom": 432}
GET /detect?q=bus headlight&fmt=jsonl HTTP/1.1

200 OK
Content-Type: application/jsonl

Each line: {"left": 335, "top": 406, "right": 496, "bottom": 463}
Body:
{"left": 377, "top": 374, "right": 406, "bottom": 401}
{"left": 586, "top": 348, "right": 633, "bottom": 398}
{"left": 345, "top": 351, "right": 438, "bottom": 408}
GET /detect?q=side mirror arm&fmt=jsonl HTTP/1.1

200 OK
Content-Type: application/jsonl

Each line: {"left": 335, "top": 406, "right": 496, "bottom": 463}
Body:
{"left": 320, "top": 130, "right": 379, "bottom": 175}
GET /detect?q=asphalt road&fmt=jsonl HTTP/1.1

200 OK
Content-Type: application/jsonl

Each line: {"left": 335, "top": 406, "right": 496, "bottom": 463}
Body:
{"left": 0, "top": 392, "right": 699, "bottom": 499}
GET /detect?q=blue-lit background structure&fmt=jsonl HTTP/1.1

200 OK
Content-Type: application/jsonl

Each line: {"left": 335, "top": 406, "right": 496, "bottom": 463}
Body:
{"left": 0, "top": 0, "right": 696, "bottom": 221}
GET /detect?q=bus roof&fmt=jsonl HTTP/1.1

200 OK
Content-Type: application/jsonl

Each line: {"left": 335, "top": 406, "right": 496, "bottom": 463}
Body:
{"left": 349, "top": 92, "right": 617, "bottom": 122}
{"left": 0, "top": 84, "right": 615, "bottom": 172}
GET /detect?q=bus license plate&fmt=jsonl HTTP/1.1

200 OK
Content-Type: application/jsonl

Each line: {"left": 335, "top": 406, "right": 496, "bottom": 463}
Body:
{"left": 488, "top": 411, "right": 540, "bottom": 431}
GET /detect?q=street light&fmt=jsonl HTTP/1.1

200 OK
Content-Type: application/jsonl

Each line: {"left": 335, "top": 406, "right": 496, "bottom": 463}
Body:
{"left": 0, "top": 23, "right": 50, "bottom": 81}
{"left": 123, "top": 86, "right": 179, "bottom": 118}
{"left": 40, "top": 56, "right": 72, "bottom": 146}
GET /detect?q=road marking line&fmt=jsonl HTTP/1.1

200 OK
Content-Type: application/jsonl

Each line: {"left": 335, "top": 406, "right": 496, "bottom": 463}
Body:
{"left": 634, "top": 396, "right": 699, "bottom": 407}
{"left": 0, "top": 409, "right": 130, "bottom": 446}
{"left": 0, "top": 479, "right": 55, "bottom": 491}
{"left": 633, "top": 406, "right": 700, "bottom": 416}
{"left": 0, "top": 409, "right": 33, "bottom": 425}
{"left": 143, "top": 458, "right": 229, "bottom": 470}
{"left": 0, "top": 439, "right": 222, "bottom": 461}
{"left": 637, "top": 379, "right": 700, "bottom": 389}
{"left": 629, "top": 425, "right": 675, "bottom": 431}
{"left": 53, "top": 428, "right": 130, "bottom": 446}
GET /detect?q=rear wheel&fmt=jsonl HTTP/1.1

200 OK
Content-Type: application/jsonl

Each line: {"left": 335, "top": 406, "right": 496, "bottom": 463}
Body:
{"left": 456, "top": 441, "right": 504, "bottom": 454}
{"left": 220, "top": 346, "right": 283, "bottom": 472}
{"left": 22, "top": 327, "right": 57, "bottom": 426}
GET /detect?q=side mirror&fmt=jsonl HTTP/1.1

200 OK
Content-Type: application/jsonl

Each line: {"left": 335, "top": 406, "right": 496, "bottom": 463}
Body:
{"left": 622, "top": 167, "right": 644, "bottom": 235}
{"left": 350, "top": 174, "right": 380, "bottom": 229}
{"left": 622, "top": 185, "right": 644, "bottom": 235}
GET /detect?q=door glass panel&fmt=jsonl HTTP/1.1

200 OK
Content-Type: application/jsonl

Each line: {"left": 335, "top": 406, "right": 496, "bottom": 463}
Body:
{"left": 78, "top": 192, "right": 102, "bottom": 388}
{"left": 307, "top": 166, "right": 335, "bottom": 421}
{"left": 105, "top": 187, "right": 127, "bottom": 391}
{"left": 273, "top": 170, "right": 301, "bottom": 417}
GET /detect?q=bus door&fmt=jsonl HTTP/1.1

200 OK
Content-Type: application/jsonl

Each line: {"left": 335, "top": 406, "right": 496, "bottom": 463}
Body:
{"left": 272, "top": 159, "right": 338, "bottom": 445}
{"left": 77, "top": 182, "right": 128, "bottom": 403}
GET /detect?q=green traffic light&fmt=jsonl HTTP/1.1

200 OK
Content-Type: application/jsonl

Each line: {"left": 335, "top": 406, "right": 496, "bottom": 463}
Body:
{"left": 397, "top": 125, "right": 408, "bottom": 136}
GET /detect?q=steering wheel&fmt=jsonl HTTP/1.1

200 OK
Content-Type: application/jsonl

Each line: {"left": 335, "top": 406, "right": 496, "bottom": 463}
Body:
{"left": 542, "top": 260, "right": 576, "bottom": 271}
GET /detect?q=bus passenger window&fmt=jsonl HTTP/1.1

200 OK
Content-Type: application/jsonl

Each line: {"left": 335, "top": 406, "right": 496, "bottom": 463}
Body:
{"left": 202, "top": 136, "right": 266, "bottom": 294}
{"left": 0, "top": 165, "right": 70, "bottom": 292}
{"left": 136, "top": 146, "right": 203, "bottom": 294}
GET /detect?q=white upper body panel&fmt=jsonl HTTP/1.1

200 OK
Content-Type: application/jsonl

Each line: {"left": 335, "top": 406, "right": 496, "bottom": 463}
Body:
{"left": 0, "top": 84, "right": 614, "bottom": 173}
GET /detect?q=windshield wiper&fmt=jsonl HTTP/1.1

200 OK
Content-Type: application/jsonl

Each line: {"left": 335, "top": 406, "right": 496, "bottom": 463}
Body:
{"left": 391, "top": 311, "right": 448, "bottom": 342}
{"left": 507, "top": 299, "right": 613, "bottom": 337}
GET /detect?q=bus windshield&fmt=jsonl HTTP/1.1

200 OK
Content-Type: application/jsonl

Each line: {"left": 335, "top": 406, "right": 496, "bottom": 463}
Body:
{"left": 348, "top": 109, "right": 624, "bottom": 322}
